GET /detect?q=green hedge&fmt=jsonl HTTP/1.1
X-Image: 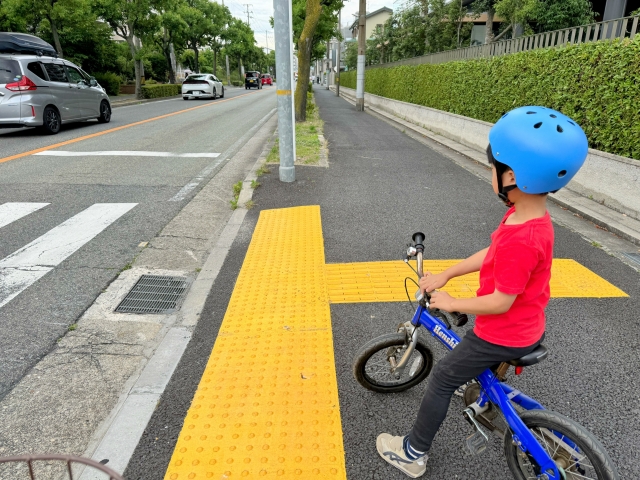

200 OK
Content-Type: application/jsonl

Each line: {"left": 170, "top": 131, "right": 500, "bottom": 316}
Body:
{"left": 140, "top": 84, "right": 181, "bottom": 99}
{"left": 341, "top": 37, "right": 640, "bottom": 160}
{"left": 92, "top": 72, "right": 121, "bottom": 96}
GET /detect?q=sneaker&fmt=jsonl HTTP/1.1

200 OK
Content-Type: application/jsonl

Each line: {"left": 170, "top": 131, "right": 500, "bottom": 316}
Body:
{"left": 376, "top": 433, "right": 428, "bottom": 478}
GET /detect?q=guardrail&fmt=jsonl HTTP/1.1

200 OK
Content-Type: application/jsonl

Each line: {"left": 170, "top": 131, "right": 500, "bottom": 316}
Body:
{"left": 368, "top": 14, "right": 639, "bottom": 69}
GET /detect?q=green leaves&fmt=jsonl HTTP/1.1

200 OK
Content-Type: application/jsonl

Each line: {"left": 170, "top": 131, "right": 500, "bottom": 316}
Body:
{"left": 342, "top": 37, "right": 640, "bottom": 160}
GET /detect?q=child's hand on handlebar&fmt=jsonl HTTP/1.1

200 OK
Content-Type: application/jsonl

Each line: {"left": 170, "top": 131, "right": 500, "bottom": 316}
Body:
{"left": 429, "top": 291, "right": 456, "bottom": 312}
{"left": 419, "top": 272, "right": 449, "bottom": 293}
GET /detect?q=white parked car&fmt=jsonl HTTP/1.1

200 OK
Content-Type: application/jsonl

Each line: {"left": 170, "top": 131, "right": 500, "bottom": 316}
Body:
{"left": 182, "top": 74, "right": 224, "bottom": 100}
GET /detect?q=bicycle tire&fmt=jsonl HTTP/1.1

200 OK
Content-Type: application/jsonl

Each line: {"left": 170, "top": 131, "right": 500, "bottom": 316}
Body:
{"left": 353, "top": 332, "right": 433, "bottom": 393}
{"left": 504, "top": 409, "right": 619, "bottom": 480}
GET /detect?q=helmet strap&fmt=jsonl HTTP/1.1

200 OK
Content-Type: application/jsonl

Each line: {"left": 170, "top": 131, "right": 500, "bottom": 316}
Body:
{"left": 495, "top": 163, "right": 517, "bottom": 207}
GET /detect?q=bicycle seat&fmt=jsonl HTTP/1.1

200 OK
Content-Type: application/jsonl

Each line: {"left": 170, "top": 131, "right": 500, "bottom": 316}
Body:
{"left": 507, "top": 345, "right": 548, "bottom": 367}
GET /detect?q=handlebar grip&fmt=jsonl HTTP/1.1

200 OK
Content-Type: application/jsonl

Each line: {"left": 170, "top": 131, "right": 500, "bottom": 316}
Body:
{"left": 412, "top": 232, "right": 426, "bottom": 245}
{"left": 450, "top": 311, "right": 469, "bottom": 327}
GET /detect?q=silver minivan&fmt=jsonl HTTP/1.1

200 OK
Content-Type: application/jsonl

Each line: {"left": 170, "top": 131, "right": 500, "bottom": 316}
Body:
{"left": 0, "top": 54, "right": 112, "bottom": 134}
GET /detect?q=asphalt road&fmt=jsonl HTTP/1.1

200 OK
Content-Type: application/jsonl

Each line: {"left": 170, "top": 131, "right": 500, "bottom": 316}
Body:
{"left": 127, "top": 85, "right": 640, "bottom": 479}
{"left": 0, "top": 86, "right": 276, "bottom": 400}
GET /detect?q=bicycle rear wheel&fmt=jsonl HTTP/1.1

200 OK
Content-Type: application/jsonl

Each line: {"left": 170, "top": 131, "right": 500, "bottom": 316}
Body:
{"left": 353, "top": 332, "right": 433, "bottom": 393}
{"left": 504, "top": 409, "right": 619, "bottom": 480}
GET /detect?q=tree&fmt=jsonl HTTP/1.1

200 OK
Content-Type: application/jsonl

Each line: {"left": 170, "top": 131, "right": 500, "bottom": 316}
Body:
{"left": 148, "top": 0, "right": 188, "bottom": 84}
{"left": 344, "top": 40, "right": 357, "bottom": 70}
{"left": 534, "top": 0, "right": 594, "bottom": 33}
{"left": 95, "top": 0, "right": 159, "bottom": 97}
{"left": 494, "top": 0, "right": 538, "bottom": 40}
{"left": 178, "top": 0, "right": 227, "bottom": 74}
{"left": 291, "top": 0, "right": 343, "bottom": 122}
{"left": 223, "top": 17, "right": 256, "bottom": 77}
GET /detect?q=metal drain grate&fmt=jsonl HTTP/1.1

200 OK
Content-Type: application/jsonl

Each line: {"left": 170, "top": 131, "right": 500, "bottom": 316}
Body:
{"left": 621, "top": 252, "right": 640, "bottom": 267}
{"left": 115, "top": 275, "right": 190, "bottom": 314}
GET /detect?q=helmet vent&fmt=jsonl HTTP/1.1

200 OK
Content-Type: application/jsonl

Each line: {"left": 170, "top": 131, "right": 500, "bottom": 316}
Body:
{"left": 557, "top": 125, "right": 564, "bottom": 133}
{"left": 526, "top": 111, "right": 536, "bottom": 114}
{"left": 534, "top": 122, "right": 543, "bottom": 129}
{"left": 558, "top": 170, "right": 567, "bottom": 178}
{"left": 550, "top": 114, "right": 557, "bottom": 118}
{"left": 568, "top": 120, "right": 575, "bottom": 126}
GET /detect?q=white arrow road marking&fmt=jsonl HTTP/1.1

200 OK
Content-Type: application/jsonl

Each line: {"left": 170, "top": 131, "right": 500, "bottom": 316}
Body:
{"left": 0, "top": 203, "right": 137, "bottom": 309}
{"left": 34, "top": 151, "right": 220, "bottom": 158}
{"left": 0, "top": 203, "right": 50, "bottom": 229}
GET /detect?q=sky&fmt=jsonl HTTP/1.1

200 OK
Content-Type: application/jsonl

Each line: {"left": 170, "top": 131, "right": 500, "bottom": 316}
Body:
{"left": 220, "top": 0, "right": 397, "bottom": 50}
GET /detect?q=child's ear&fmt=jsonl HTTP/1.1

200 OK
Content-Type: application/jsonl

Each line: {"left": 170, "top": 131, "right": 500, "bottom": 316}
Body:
{"left": 506, "top": 169, "right": 516, "bottom": 185}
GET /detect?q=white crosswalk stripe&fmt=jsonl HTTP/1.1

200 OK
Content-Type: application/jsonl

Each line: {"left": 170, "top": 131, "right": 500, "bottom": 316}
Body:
{"left": 0, "top": 202, "right": 50, "bottom": 229}
{"left": 0, "top": 203, "right": 137, "bottom": 309}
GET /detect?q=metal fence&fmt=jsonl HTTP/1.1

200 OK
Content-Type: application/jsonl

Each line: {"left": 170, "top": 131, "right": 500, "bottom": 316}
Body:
{"left": 368, "top": 15, "right": 640, "bottom": 70}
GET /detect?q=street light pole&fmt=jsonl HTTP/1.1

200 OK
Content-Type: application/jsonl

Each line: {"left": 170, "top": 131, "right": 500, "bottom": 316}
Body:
{"left": 336, "top": 8, "right": 341, "bottom": 97}
{"left": 356, "top": 0, "right": 366, "bottom": 111}
{"left": 273, "top": 0, "right": 296, "bottom": 182}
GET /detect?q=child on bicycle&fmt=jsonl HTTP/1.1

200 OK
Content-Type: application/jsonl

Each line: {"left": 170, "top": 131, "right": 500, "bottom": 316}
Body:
{"left": 376, "top": 106, "right": 589, "bottom": 478}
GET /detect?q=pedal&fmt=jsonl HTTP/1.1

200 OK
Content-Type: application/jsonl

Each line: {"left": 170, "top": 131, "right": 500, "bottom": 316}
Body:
{"left": 464, "top": 430, "right": 488, "bottom": 456}
{"left": 462, "top": 407, "right": 489, "bottom": 456}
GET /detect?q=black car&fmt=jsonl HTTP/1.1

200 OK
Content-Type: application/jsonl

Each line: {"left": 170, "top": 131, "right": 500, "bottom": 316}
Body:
{"left": 245, "top": 71, "right": 262, "bottom": 90}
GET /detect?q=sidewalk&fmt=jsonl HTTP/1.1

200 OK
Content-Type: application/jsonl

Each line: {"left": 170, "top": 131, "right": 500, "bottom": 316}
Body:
{"left": 125, "top": 84, "right": 640, "bottom": 479}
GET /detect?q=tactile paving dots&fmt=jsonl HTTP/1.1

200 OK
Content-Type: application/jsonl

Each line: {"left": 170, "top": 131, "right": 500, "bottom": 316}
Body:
{"left": 164, "top": 207, "right": 346, "bottom": 479}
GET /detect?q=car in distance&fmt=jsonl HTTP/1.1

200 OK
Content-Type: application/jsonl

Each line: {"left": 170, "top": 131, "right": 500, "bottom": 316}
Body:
{"left": 0, "top": 32, "right": 112, "bottom": 135}
{"left": 245, "top": 71, "right": 262, "bottom": 89}
{"left": 261, "top": 74, "right": 272, "bottom": 86}
{"left": 182, "top": 74, "right": 224, "bottom": 100}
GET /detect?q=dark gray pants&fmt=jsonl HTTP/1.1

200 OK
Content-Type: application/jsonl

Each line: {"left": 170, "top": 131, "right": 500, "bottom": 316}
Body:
{"left": 408, "top": 329, "right": 543, "bottom": 452}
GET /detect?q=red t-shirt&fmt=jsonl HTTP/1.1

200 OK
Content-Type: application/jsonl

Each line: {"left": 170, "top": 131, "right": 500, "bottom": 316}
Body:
{"left": 474, "top": 207, "right": 553, "bottom": 347}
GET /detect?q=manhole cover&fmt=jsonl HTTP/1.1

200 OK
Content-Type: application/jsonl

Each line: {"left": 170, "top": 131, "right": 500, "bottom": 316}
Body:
{"left": 115, "top": 275, "right": 190, "bottom": 314}
{"left": 621, "top": 253, "right": 640, "bottom": 267}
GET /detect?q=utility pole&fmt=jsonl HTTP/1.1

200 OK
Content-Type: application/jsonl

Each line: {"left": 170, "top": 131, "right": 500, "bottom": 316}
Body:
{"left": 325, "top": 42, "right": 330, "bottom": 90}
{"left": 243, "top": 4, "right": 253, "bottom": 26}
{"left": 336, "top": 9, "right": 341, "bottom": 97}
{"left": 226, "top": 54, "right": 231, "bottom": 86}
{"left": 273, "top": 0, "right": 295, "bottom": 183}
{"left": 265, "top": 30, "right": 269, "bottom": 51}
{"left": 356, "top": 0, "right": 366, "bottom": 111}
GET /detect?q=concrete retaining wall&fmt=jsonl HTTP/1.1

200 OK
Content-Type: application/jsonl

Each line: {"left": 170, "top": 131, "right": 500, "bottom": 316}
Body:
{"left": 338, "top": 86, "right": 640, "bottom": 221}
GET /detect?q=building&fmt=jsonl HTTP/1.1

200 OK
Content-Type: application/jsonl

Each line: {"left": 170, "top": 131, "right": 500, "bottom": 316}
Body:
{"left": 349, "top": 7, "right": 393, "bottom": 40}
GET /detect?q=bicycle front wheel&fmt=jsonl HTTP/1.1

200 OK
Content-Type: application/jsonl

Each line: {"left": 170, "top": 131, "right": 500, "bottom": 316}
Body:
{"left": 504, "top": 409, "right": 619, "bottom": 480}
{"left": 353, "top": 332, "right": 433, "bottom": 393}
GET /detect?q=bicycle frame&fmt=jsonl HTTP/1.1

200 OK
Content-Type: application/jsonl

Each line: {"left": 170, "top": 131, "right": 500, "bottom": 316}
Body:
{"left": 410, "top": 305, "right": 562, "bottom": 480}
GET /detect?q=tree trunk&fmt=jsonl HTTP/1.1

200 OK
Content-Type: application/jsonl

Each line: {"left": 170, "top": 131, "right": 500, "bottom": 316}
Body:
{"left": 163, "top": 29, "right": 176, "bottom": 84}
{"left": 193, "top": 45, "right": 200, "bottom": 73}
{"left": 49, "top": 16, "right": 63, "bottom": 57}
{"left": 485, "top": 6, "right": 495, "bottom": 44}
{"left": 125, "top": 36, "right": 142, "bottom": 98}
{"left": 294, "top": 0, "right": 323, "bottom": 122}
{"left": 214, "top": 49, "right": 217, "bottom": 77}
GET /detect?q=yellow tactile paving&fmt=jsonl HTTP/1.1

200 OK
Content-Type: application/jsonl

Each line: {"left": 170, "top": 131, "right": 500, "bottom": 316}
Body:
{"left": 326, "top": 259, "right": 627, "bottom": 303}
{"left": 167, "top": 206, "right": 627, "bottom": 480}
{"left": 165, "top": 206, "right": 346, "bottom": 480}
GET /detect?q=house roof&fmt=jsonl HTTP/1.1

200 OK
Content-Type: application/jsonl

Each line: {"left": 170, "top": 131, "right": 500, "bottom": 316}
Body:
{"left": 349, "top": 7, "right": 393, "bottom": 31}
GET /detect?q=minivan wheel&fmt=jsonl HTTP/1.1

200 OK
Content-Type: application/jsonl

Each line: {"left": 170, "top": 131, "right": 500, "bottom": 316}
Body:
{"left": 212, "top": 88, "right": 217, "bottom": 99}
{"left": 97, "top": 101, "right": 111, "bottom": 123}
{"left": 41, "top": 106, "right": 61, "bottom": 135}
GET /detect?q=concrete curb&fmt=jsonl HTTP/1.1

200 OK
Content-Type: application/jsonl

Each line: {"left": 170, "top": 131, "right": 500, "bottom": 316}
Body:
{"left": 77, "top": 111, "right": 276, "bottom": 478}
{"left": 331, "top": 86, "right": 640, "bottom": 247}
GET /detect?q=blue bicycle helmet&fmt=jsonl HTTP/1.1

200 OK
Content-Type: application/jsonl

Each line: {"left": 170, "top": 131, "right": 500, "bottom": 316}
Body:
{"left": 488, "top": 106, "right": 588, "bottom": 195}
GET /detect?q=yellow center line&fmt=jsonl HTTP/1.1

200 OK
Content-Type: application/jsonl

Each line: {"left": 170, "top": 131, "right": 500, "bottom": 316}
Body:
{"left": 0, "top": 90, "right": 266, "bottom": 165}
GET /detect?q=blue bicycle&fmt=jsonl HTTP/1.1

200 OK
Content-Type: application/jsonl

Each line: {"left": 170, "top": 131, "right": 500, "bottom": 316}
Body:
{"left": 353, "top": 233, "right": 619, "bottom": 480}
